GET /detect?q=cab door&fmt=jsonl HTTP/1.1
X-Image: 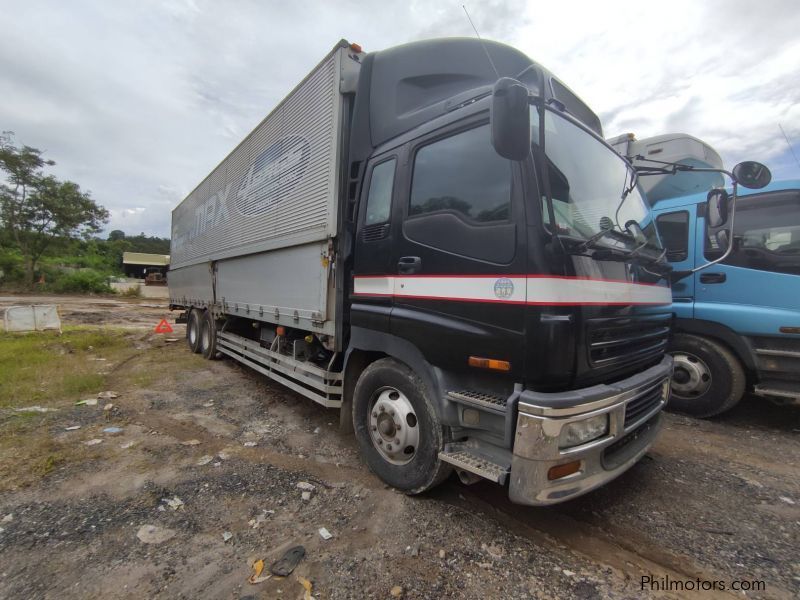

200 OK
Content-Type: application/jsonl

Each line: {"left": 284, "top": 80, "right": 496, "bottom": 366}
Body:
{"left": 389, "top": 121, "right": 528, "bottom": 377}
{"left": 694, "top": 189, "right": 800, "bottom": 334}
{"left": 654, "top": 205, "right": 696, "bottom": 319}
{"left": 351, "top": 154, "right": 399, "bottom": 334}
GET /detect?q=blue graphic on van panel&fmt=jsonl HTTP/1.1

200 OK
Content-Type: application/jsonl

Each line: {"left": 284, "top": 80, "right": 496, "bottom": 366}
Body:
{"left": 235, "top": 135, "right": 311, "bottom": 215}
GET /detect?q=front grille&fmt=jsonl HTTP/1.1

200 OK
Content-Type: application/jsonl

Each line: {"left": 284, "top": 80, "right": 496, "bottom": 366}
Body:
{"left": 587, "top": 314, "right": 670, "bottom": 369}
{"left": 624, "top": 382, "right": 664, "bottom": 428}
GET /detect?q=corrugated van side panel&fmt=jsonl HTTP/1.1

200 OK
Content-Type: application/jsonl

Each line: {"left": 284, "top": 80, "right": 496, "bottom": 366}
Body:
{"left": 170, "top": 50, "right": 342, "bottom": 269}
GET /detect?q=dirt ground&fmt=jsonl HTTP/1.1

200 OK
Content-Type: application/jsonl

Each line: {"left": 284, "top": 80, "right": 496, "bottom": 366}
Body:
{"left": 0, "top": 295, "right": 798, "bottom": 599}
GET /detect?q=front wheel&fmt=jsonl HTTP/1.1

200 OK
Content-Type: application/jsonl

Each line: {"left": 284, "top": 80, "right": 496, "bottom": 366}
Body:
{"left": 668, "top": 333, "right": 745, "bottom": 418}
{"left": 352, "top": 358, "right": 451, "bottom": 494}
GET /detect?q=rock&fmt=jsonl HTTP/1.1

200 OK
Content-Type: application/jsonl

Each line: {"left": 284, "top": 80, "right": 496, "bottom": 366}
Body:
{"left": 318, "top": 527, "right": 333, "bottom": 540}
{"left": 197, "top": 455, "right": 214, "bottom": 466}
{"left": 65, "top": 425, "right": 81, "bottom": 431}
{"left": 97, "top": 391, "right": 119, "bottom": 400}
{"left": 438, "top": 549, "right": 446, "bottom": 559}
{"left": 84, "top": 439, "right": 103, "bottom": 446}
{"left": 102, "top": 427, "right": 123, "bottom": 434}
{"left": 301, "top": 491, "right": 311, "bottom": 501}
{"left": 390, "top": 585, "right": 404, "bottom": 597}
{"left": 180, "top": 439, "right": 201, "bottom": 446}
{"left": 165, "top": 496, "right": 184, "bottom": 510}
{"left": 136, "top": 524, "right": 176, "bottom": 544}
{"left": 103, "top": 403, "right": 114, "bottom": 411}
{"left": 243, "top": 441, "right": 257, "bottom": 447}
{"left": 779, "top": 496, "right": 795, "bottom": 505}
{"left": 562, "top": 569, "right": 576, "bottom": 577}
{"left": 1, "top": 514, "right": 12, "bottom": 524}
{"left": 222, "top": 531, "right": 233, "bottom": 542}
{"left": 296, "top": 482, "right": 315, "bottom": 492}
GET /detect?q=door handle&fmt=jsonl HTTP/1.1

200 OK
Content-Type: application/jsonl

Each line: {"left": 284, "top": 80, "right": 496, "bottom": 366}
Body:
{"left": 398, "top": 256, "right": 422, "bottom": 274}
{"left": 699, "top": 272, "right": 726, "bottom": 284}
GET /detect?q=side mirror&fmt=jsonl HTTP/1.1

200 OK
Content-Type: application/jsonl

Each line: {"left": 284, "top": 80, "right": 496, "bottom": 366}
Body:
{"left": 625, "top": 220, "right": 647, "bottom": 244}
{"left": 706, "top": 189, "right": 729, "bottom": 228}
{"left": 732, "top": 161, "right": 771, "bottom": 189}
{"left": 490, "top": 77, "right": 530, "bottom": 161}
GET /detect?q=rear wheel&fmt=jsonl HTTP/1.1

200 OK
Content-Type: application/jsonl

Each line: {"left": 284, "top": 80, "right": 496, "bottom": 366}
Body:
{"left": 352, "top": 358, "right": 451, "bottom": 494}
{"left": 199, "top": 310, "right": 219, "bottom": 360}
{"left": 186, "top": 309, "right": 202, "bottom": 354}
{"left": 668, "top": 333, "right": 745, "bottom": 418}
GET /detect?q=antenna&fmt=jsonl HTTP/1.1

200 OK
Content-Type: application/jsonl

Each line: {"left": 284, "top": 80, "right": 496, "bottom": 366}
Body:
{"left": 462, "top": 4, "right": 500, "bottom": 79}
{"left": 778, "top": 123, "right": 800, "bottom": 172}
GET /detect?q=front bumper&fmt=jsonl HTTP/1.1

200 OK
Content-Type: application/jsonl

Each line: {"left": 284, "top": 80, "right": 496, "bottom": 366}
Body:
{"left": 509, "top": 355, "right": 672, "bottom": 506}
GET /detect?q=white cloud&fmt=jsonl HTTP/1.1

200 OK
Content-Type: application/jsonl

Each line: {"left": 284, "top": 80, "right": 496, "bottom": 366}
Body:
{"left": 0, "top": 0, "right": 798, "bottom": 237}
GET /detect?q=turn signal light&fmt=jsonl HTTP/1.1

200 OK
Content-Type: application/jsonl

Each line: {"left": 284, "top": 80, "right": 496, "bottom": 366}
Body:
{"left": 276, "top": 326, "right": 286, "bottom": 337}
{"left": 468, "top": 356, "right": 511, "bottom": 372}
{"left": 779, "top": 326, "right": 800, "bottom": 334}
{"left": 547, "top": 460, "right": 581, "bottom": 480}
{"left": 350, "top": 42, "right": 363, "bottom": 53}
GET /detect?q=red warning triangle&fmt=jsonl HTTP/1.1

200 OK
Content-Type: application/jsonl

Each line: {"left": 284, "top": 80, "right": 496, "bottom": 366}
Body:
{"left": 154, "top": 318, "right": 174, "bottom": 334}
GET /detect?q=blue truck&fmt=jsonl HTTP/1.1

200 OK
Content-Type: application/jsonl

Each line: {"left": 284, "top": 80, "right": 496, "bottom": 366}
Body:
{"left": 611, "top": 133, "right": 799, "bottom": 417}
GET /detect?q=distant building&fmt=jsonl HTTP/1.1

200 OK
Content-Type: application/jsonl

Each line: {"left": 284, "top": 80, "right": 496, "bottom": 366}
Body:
{"left": 122, "top": 252, "right": 170, "bottom": 279}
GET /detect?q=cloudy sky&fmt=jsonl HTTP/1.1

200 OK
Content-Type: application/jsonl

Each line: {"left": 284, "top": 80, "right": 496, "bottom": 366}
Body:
{"left": 1, "top": 0, "right": 798, "bottom": 237}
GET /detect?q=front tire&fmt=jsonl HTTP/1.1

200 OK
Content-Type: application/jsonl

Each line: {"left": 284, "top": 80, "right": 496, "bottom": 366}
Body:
{"left": 352, "top": 358, "right": 452, "bottom": 494}
{"left": 668, "top": 333, "right": 745, "bottom": 418}
{"left": 186, "top": 309, "right": 203, "bottom": 354}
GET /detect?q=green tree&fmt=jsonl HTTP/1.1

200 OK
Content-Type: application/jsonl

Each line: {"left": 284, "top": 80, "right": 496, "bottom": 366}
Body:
{"left": 108, "top": 229, "right": 126, "bottom": 241}
{"left": 0, "top": 132, "right": 109, "bottom": 286}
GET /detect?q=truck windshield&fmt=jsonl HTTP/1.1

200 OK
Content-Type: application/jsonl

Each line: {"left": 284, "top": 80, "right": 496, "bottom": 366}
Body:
{"left": 532, "top": 107, "right": 662, "bottom": 252}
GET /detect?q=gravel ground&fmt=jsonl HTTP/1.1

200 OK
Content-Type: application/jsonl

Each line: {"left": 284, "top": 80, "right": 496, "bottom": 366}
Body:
{"left": 0, "top": 296, "right": 798, "bottom": 599}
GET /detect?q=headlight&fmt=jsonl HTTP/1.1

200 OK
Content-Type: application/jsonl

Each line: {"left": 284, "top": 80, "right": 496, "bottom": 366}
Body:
{"left": 559, "top": 413, "right": 608, "bottom": 449}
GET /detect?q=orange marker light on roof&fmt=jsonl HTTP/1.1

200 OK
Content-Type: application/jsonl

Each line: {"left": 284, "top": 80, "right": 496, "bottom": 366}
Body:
{"left": 350, "top": 42, "right": 362, "bottom": 53}
{"left": 468, "top": 356, "right": 511, "bottom": 372}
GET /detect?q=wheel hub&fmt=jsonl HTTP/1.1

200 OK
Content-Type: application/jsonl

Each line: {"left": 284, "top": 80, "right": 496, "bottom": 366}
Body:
{"left": 671, "top": 352, "right": 712, "bottom": 399}
{"left": 368, "top": 388, "right": 419, "bottom": 465}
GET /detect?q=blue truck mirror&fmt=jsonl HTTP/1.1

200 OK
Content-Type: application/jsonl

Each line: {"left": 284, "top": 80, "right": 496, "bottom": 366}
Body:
{"left": 490, "top": 77, "right": 531, "bottom": 161}
{"left": 706, "top": 189, "right": 729, "bottom": 228}
{"left": 732, "top": 161, "right": 771, "bottom": 189}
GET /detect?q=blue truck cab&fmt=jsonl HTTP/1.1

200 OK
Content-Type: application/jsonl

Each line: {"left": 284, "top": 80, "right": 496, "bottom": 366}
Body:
{"left": 652, "top": 178, "right": 800, "bottom": 416}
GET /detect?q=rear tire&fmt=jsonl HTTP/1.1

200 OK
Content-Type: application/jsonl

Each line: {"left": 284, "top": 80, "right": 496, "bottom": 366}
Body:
{"left": 186, "top": 309, "right": 202, "bottom": 354}
{"left": 668, "top": 333, "right": 745, "bottom": 418}
{"left": 199, "top": 310, "right": 219, "bottom": 360}
{"left": 352, "top": 358, "right": 452, "bottom": 494}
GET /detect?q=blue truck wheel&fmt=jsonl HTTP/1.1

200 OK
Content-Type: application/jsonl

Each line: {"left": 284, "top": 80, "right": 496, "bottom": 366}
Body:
{"left": 668, "top": 333, "right": 745, "bottom": 418}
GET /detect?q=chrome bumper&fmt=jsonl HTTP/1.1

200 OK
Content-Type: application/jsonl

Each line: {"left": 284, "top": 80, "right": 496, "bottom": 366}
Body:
{"left": 508, "top": 356, "right": 673, "bottom": 506}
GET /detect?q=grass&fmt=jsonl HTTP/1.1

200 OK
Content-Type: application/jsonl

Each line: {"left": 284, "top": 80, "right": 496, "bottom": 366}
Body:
{"left": 0, "top": 327, "right": 131, "bottom": 408}
{"left": 0, "top": 325, "right": 206, "bottom": 491}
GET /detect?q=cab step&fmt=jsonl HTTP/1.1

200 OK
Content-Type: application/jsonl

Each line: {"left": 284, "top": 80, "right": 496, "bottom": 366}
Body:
{"left": 439, "top": 443, "right": 510, "bottom": 484}
{"left": 446, "top": 390, "right": 507, "bottom": 414}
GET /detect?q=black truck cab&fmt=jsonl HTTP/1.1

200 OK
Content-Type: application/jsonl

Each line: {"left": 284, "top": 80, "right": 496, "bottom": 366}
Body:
{"left": 343, "top": 39, "right": 673, "bottom": 504}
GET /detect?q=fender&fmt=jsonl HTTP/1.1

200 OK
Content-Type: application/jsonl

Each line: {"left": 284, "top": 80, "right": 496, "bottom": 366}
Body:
{"left": 673, "top": 318, "right": 757, "bottom": 372}
{"left": 345, "top": 326, "right": 458, "bottom": 425}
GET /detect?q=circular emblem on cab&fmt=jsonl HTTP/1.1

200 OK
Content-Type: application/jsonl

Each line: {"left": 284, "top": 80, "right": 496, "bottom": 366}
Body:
{"left": 494, "top": 277, "right": 514, "bottom": 299}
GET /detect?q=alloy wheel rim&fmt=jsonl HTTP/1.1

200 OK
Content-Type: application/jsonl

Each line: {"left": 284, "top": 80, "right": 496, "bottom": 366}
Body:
{"left": 671, "top": 352, "right": 712, "bottom": 399}
{"left": 368, "top": 387, "right": 419, "bottom": 465}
